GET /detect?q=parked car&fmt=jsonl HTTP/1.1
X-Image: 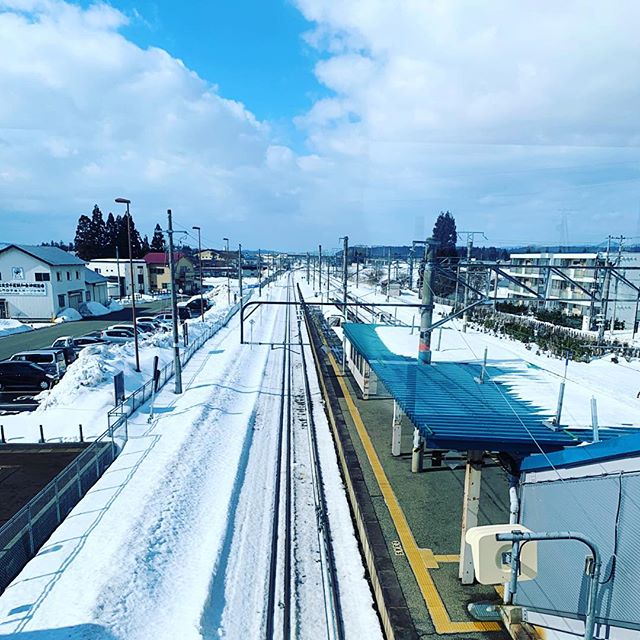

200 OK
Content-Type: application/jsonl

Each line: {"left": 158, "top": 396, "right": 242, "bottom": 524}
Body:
{"left": 72, "top": 336, "right": 105, "bottom": 350}
{"left": 180, "top": 297, "right": 212, "bottom": 314}
{"left": 154, "top": 312, "right": 173, "bottom": 324}
{"left": 9, "top": 349, "right": 67, "bottom": 380}
{"left": 108, "top": 323, "right": 153, "bottom": 335}
{"left": 50, "top": 336, "right": 79, "bottom": 364}
{"left": 137, "top": 317, "right": 168, "bottom": 331}
{"left": 100, "top": 329, "right": 135, "bottom": 344}
{"left": 0, "top": 361, "right": 56, "bottom": 392}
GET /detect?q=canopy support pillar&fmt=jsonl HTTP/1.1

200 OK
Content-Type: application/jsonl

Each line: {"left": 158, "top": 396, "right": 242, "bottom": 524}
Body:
{"left": 459, "top": 450, "right": 483, "bottom": 584}
{"left": 391, "top": 401, "right": 403, "bottom": 456}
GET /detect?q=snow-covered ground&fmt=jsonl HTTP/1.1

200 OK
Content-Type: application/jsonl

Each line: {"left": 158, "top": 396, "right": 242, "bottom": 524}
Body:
{"left": 0, "top": 287, "right": 239, "bottom": 444}
{"left": 0, "top": 319, "right": 31, "bottom": 338}
{"left": 0, "top": 274, "right": 382, "bottom": 640}
{"left": 318, "top": 272, "right": 640, "bottom": 432}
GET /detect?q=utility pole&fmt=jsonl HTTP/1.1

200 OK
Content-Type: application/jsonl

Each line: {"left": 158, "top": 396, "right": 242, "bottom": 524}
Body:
{"left": 341, "top": 236, "right": 349, "bottom": 318}
{"left": 115, "top": 245, "right": 122, "bottom": 298}
{"left": 312, "top": 254, "right": 316, "bottom": 289}
{"left": 115, "top": 197, "right": 140, "bottom": 372}
{"left": 419, "top": 239, "right": 437, "bottom": 365}
{"left": 326, "top": 253, "right": 330, "bottom": 300}
{"left": 306, "top": 252, "right": 310, "bottom": 284}
{"left": 356, "top": 252, "right": 360, "bottom": 288}
{"left": 318, "top": 245, "right": 322, "bottom": 300}
{"left": 598, "top": 236, "right": 613, "bottom": 344}
{"left": 610, "top": 235, "right": 625, "bottom": 337}
{"left": 387, "top": 248, "right": 392, "bottom": 301}
{"left": 192, "top": 225, "right": 204, "bottom": 321}
{"left": 258, "top": 249, "right": 262, "bottom": 297}
{"left": 459, "top": 231, "right": 487, "bottom": 332}
{"left": 238, "top": 244, "right": 243, "bottom": 300}
{"left": 166, "top": 209, "right": 182, "bottom": 394}
{"left": 409, "top": 243, "right": 415, "bottom": 290}
{"left": 223, "top": 237, "right": 230, "bottom": 306}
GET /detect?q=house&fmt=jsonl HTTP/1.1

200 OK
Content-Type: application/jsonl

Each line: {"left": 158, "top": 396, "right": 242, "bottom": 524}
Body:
{"left": 83, "top": 268, "right": 109, "bottom": 306}
{"left": 144, "top": 252, "right": 196, "bottom": 294}
{"left": 87, "top": 258, "right": 150, "bottom": 297}
{"left": 0, "top": 244, "right": 91, "bottom": 320}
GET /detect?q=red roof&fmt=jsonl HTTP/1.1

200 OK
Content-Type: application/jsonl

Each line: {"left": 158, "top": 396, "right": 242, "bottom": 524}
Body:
{"left": 144, "top": 252, "right": 183, "bottom": 265}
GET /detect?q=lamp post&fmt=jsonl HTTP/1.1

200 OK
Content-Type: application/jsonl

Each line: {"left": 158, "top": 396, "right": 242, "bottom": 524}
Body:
{"left": 223, "top": 237, "right": 230, "bottom": 305}
{"left": 114, "top": 197, "right": 140, "bottom": 372}
{"left": 192, "top": 226, "right": 204, "bottom": 321}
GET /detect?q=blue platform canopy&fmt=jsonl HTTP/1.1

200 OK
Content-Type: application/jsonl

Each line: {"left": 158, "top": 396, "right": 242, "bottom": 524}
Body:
{"left": 343, "top": 323, "right": 627, "bottom": 455}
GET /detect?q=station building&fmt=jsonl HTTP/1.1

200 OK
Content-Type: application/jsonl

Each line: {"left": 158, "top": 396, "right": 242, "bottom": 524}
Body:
{"left": 0, "top": 244, "right": 108, "bottom": 320}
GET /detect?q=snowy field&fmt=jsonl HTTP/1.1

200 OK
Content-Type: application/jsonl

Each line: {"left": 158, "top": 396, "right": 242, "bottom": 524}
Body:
{"left": 0, "top": 274, "right": 382, "bottom": 639}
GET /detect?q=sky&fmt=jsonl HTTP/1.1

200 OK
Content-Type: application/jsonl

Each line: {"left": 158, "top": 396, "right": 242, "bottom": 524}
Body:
{"left": 1, "top": 0, "right": 640, "bottom": 251}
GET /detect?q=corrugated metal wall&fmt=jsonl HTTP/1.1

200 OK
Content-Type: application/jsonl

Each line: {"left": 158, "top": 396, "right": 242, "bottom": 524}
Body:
{"left": 517, "top": 469, "right": 640, "bottom": 630}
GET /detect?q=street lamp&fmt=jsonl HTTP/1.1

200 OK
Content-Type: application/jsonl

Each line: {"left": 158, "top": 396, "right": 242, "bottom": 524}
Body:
{"left": 223, "top": 237, "right": 230, "bottom": 305}
{"left": 115, "top": 197, "right": 140, "bottom": 372}
{"left": 192, "top": 226, "right": 204, "bottom": 322}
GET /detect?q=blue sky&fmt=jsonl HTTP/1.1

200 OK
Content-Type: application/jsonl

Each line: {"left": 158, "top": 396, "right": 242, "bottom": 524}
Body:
{"left": 98, "top": 0, "right": 326, "bottom": 146}
{"left": 1, "top": 1, "right": 640, "bottom": 250}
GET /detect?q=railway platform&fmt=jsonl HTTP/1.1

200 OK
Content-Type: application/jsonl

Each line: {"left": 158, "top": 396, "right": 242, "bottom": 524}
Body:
{"left": 304, "top": 307, "right": 515, "bottom": 640}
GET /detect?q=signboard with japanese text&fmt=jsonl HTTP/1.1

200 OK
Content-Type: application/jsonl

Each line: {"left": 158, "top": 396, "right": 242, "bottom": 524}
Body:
{"left": 0, "top": 282, "right": 47, "bottom": 296}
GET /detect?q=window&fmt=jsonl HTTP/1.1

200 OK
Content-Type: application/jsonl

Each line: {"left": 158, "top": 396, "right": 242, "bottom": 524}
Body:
{"left": 162, "top": 283, "right": 168, "bottom": 290}
{"left": 56, "top": 272, "right": 62, "bottom": 282}
{"left": 34, "top": 272, "right": 50, "bottom": 282}
{"left": 66, "top": 271, "right": 71, "bottom": 281}
{"left": 58, "top": 294, "right": 65, "bottom": 307}
{"left": 76, "top": 271, "right": 80, "bottom": 279}
{"left": 138, "top": 274, "right": 144, "bottom": 285}
{"left": 95, "top": 268, "right": 101, "bottom": 274}
{"left": 86, "top": 290, "right": 92, "bottom": 302}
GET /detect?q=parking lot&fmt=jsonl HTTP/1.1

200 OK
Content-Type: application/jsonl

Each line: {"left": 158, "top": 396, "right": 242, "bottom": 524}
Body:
{"left": 0, "top": 300, "right": 170, "bottom": 362}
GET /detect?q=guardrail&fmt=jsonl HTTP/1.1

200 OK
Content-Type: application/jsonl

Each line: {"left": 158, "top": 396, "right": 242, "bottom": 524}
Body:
{"left": 0, "top": 284, "right": 261, "bottom": 594}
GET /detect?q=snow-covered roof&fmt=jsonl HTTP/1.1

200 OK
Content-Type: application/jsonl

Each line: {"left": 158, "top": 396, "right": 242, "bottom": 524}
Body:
{"left": 0, "top": 244, "right": 86, "bottom": 266}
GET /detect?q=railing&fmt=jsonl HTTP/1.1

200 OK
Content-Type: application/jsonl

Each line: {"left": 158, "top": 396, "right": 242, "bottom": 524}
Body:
{"left": 0, "top": 285, "right": 259, "bottom": 594}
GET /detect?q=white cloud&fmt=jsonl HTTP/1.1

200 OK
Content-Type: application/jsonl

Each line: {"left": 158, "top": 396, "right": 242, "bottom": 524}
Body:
{"left": 293, "top": 0, "right": 640, "bottom": 244}
{"left": 0, "top": 0, "right": 639, "bottom": 248}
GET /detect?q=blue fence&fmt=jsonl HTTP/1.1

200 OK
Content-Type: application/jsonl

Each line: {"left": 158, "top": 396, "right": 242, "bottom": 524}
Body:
{"left": 0, "top": 286, "right": 260, "bottom": 593}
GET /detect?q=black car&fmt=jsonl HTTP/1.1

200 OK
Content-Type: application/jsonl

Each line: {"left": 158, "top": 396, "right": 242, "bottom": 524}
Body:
{"left": 0, "top": 361, "right": 56, "bottom": 392}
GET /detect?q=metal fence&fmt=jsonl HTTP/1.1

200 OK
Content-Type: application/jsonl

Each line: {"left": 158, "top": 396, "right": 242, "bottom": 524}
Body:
{"left": 0, "top": 286, "right": 259, "bottom": 593}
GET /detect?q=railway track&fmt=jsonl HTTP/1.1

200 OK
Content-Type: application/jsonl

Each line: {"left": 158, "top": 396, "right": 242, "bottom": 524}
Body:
{"left": 264, "top": 275, "right": 344, "bottom": 640}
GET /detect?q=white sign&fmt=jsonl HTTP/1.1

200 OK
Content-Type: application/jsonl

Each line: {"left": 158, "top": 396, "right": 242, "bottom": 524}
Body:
{"left": 0, "top": 281, "right": 47, "bottom": 296}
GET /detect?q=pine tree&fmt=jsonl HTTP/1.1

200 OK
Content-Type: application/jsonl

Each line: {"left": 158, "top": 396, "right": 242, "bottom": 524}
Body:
{"left": 150, "top": 223, "right": 165, "bottom": 251}
{"left": 74, "top": 215, "right": 94, "bottom": 260}
{"left": 105, "top": 213, "right": 118, "bottom": 256}
{"left": 141, "top": 235, "right": 150, "bottom": 255}
{"left": 430, "top": 211, "right": 458, "bottom": 296}
{"left": 90, "top": 205, "right": 107, "bottom": 257}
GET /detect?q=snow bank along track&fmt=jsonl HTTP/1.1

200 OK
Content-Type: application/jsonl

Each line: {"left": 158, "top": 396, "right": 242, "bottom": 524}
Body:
{"left": 264, "top": 276, "right": 345, "bottom": 639}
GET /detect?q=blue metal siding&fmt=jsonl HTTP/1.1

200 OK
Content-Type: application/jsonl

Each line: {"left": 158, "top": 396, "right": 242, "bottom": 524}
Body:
{"left": 518, "top": 471, "right": 640, "bottom": 629}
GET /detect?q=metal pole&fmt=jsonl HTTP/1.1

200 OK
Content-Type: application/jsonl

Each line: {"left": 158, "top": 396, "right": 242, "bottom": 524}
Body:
{"left": 342, "top": 236, "right": 348, "bottom": 318}
{"left": 193, "top": 226, "right": 204, "bottom": 321}
{"left": 462, "top": 234, "right": 473, "bottom": 332}
{"left": 306, "top": 252, "right": 310, "bottom": 284}
{"left": 238, "top": 244, "right": 243, "bottom": 300}
{"left": 224, "top": 237, "right": 230, "bottom": 306}
{"left": 115, "top": 245, "right": 122, "bottom": 298}
{"left": 356, "top": 253, "right": 360, "bottom": 288}
{"left": 326, "top": 255, "right": 330, "bottom": 299}
{"left": 167, "top": 209, "right": 182, "bottom": 394}
{"left": 591, "top": 396, "right": 599, "bottom": 443}
{"left": 258, "top": 248, "right": 262, "bottom": 297}
{"left": 116, "top": 199, "right": 140, "bottom": 372}
{"left": 419, "top": 239, "right": 437, "bottom": 364}
{"left": 598, "top": 237, "right": 612, "bottom": 343}
{"left": 387, "top": 248, "right": 391, "bottom": 301}
{"left": 318, "top": 245, "right": 322, "bottom": 300}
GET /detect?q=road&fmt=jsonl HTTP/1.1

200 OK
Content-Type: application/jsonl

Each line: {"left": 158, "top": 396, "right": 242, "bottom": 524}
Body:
{"left": 0, "top": 301, "right": 172, "bottom": 361}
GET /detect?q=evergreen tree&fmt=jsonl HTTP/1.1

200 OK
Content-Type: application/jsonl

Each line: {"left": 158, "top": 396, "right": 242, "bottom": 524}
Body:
{"left": 74, "top": 215, "right": 94, "bottom": 260}
{"left": 141, "top": 235, "right": 150, "bottom": 255}
{"left": 114, "top": 213, "right": 144, "bottom": 259}
{"left": 90, "top": 205, "right": 107, "bottom": 256}
{"left": 150, "top": 223, "right": 166, "bottom": 252}
{"left": 105, "top": 212, "right": 118, "bottom": 256}
{"left": 430, "top": 210, "right": 458, "bottom": 296}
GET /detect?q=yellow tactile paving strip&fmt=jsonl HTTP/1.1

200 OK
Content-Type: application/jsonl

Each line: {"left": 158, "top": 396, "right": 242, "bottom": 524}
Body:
{"left": 326, "top": 350, "right": 502, "bottom": 635}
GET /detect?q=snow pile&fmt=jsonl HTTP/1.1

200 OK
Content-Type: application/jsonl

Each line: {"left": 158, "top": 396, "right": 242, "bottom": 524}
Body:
{"left": 79, "top": 301, "right": 111, "bottom": 317}
{"left": 55, "top": 308, "right": 82, "bottom": 322}
{"left": 0, "top": 319, "right": 31, "bottom": 338}
{"left": 108, "top": 299, "right": 123, "bottom": 311}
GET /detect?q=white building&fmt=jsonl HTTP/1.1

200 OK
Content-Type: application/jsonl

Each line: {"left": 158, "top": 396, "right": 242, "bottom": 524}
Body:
{"left": 505, "top": 250, "right": 640, "bottom": 331}
{"left": 0, "top": 244, "right": 108, "bottom": 320}
{"left": 87, "top": 258, "right": 150, "bottom": 297}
